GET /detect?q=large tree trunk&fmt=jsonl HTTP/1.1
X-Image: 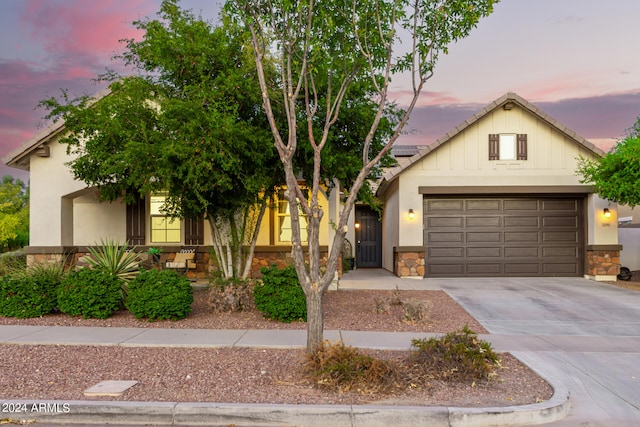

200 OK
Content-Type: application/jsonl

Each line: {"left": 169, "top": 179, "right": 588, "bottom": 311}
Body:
{"left": 305, "top": 288, "right": 324, "bottom": 353}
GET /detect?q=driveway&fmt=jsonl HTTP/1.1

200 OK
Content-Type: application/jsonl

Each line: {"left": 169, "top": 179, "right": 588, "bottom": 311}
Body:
{"left": 431, "top": 277, "right": 640, "bottom": 427}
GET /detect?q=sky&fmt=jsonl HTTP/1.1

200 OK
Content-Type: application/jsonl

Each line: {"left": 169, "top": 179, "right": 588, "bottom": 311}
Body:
{"left": 1, "top": 0, "right": 639, "bottom": 182}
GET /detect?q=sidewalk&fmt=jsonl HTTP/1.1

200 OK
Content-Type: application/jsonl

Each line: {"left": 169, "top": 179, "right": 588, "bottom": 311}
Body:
{"left": 0, "top": 270, "right": 577, "bottom": 427}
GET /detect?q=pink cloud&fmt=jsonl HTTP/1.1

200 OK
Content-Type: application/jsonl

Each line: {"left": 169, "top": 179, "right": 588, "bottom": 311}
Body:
{"left": 21, "top": 0, "right": 153, "bottom": 59}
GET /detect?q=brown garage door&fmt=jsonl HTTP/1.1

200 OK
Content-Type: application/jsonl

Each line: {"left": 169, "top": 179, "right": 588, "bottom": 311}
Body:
{"left": 423, "top": 196, "right": 584, "bottom": 277}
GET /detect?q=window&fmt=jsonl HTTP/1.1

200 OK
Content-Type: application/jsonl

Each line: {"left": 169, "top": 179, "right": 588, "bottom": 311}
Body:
{"left": 276, "top": 189, "right": 308, "bottom": 243}
{"left": 149, "top": 194, "right": 181, "bottom": 243}
{"left": 489, "top": 134, "right": 527, "bottom": 160}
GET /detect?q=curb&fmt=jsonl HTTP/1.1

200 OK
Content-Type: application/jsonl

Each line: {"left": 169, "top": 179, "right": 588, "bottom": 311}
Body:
{"left": 1, "top": 389, "right": 569, "bottom": 426}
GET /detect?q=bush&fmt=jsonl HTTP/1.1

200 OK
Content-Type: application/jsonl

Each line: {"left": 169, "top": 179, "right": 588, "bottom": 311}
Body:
{"left": 57, "top": 268, "right": 123, "bottom": 319}
{"left": 0, "top": 250, "right": 26, "bottom": 276}
{"left": 126, "top": 269, "right": 193, "bottom": 321}
{"left": 304, "top": 341, "right": 400, "bottom": 394}
{"left": 208, "top": 277, "right": 254, "bottom": 313}
{"left": 409, "top": 325, "right": 500, "bottom": 383}
{"left": 81, "top": 238, "right": 141, "bottom": 284}
{"left": 254, "top": 265, "right": 306, "bottom": 322}
{"left": 0, "top": 274, "right": 58, "bottom": 318}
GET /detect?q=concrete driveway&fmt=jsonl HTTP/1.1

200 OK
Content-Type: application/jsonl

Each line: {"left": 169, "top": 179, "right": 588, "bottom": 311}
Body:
{"left": 429, "top": 277, "right": 640, "bottom": 427}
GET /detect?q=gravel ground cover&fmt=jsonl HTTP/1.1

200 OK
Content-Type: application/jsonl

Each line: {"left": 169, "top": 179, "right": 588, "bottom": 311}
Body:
{"left": 1, "top": 288, "right": 554, "bottom": 407}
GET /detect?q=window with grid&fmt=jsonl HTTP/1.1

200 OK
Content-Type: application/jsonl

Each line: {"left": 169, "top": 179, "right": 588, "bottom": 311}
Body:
{"left": 149, "top": 194, "right": 181, "bottom": 243}
{"left": 276, "top": 188, "right": 308, "bottom": 243}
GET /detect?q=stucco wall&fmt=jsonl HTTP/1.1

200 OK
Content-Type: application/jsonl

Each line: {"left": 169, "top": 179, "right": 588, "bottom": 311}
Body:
{"left": 380, "top": 179, "right": 399, "bottom": 271}
{"left": 73, "top": 192, "right": 126, "bottom": 245}
{"left": 29, "top": 138, "right": 86, "bottom": 246}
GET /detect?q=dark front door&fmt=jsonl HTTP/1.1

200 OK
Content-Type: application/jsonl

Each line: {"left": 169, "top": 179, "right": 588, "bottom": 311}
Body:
{"left": 355, "top": 206, "right": 382, "bottom": 268}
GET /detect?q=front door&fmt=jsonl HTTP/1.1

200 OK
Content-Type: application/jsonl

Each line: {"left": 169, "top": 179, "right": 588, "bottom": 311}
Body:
{"left": 355, "top": 206, "right": 382, "bottom": 268}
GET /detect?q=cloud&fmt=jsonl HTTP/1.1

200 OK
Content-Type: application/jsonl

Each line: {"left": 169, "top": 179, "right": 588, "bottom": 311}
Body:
{"left": 398, "top": 92, "right": 640, "bottom": 152}
{"left": 22, "top": 0, "right": 151, "bottom": 57}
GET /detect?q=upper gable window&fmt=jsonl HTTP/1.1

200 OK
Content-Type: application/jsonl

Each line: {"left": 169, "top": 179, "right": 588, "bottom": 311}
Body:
{"left": 489, "top": 134, "right": 527, "bottom": 161}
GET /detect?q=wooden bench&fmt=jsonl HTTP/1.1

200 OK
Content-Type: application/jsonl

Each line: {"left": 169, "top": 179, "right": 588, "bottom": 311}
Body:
{"left": 165, "top": 248, "right": 196, "bottom": 274}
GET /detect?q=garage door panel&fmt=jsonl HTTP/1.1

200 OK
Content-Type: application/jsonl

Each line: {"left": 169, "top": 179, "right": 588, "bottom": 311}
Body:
{"left": 543, "top": 263, "right": 579, "bottom": 274}
{"left": 426, "top": 200, "right": 464, "bottom": 212}
{"left": 428, "top": 247, "right": 464, "bottom": 258}
{"left": 542, "top": 200, "right": 578, "bottom": 211}
{"left": 543, "top": 216, "right": 578, "bottom": 227}
{"left": 542, "top": 246, "right": 578, "bottom": 258}
{"left": 467, "top": 263, "right": 502, "bottom": 275}
{"left": 505, "top": 247, "right": 539, "bottom": 258}
{"left": 429, "top": 264, "right": 465, "bottom": 275}
{"left": 542, "top": 231, "right": 579, "bottom": 242}
{"left": 467, "top": 216, "right": 501, "bottom": 228}
{"left": 505, "top": 232, "right": 540, "bottom": 242}
{"left": 505, "top": 263, "right": 540, "bottom": 274}
{"left": 424, "top": 196, "right": 583, "bottom": 277}
{"left": 467, "top": 247, "right": 501, "bottom": 258}
{"left": 505, "top": 216, "right": 539, "bottom": 227}
{"left": 466, "top": 232, "right": 502, "bottom": 243}
{"left": 428, "top": 217, "right": 464, "bottom": 228}
{"left": 428, "top": 232, "right": 464, "bottom": 243}
{"left": 465, "top": 200, "right": 502, "bottom": 211}
{"left": 504, "top": 200, "right": 539, "bottom": 210}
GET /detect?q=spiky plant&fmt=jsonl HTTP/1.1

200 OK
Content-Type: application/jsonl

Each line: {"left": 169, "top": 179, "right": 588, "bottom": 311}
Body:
{"left": 81, "top": 238, "right": 141, "bottom": 284}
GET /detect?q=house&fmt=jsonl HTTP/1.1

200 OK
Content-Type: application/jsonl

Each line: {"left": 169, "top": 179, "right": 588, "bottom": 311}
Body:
{"left": 361, "top": 92, "right": 621, "bottom": 280}
{"left": 3, "top": 91, "right": 622, "bottom": 281}
{"left": 2, "top": 93, "right": 341, "bottom": 279}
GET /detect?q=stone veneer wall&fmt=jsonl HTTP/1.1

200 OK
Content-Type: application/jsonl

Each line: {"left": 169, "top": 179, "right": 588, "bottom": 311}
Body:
{"left": 394, "top": 247, "right": 425, "bottom": 277}
{"left": 586, "top": 246, "right": 621, "bottom": 278}
{"left": 26, "top": 245, "right": 331, "bottom": 281}
{"left": 250, "top": 247, "right": 330, "bottom": 279}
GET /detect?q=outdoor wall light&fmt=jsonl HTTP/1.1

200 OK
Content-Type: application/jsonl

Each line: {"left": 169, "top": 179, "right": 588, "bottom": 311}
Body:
{"left": 354, "top": 222, "right": 360, "bottom": 229}
{"left": 603, "top": 208, "right": 611, "bottom": 219}
{"left": 408, "top": 209, "right": 415, "bottom": 220}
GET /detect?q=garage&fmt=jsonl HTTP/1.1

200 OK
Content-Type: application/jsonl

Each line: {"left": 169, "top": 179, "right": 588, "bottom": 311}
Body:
{"left": 423, "top": 196, "right": 584, "bottom": 277}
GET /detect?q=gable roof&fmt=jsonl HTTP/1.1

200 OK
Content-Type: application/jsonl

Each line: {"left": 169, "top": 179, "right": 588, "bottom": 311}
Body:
{"left": 2, "top": 86, "right": 112, "bottom": 171}
{"left": 378, "top": 92, "right": 605, "bottom": 194}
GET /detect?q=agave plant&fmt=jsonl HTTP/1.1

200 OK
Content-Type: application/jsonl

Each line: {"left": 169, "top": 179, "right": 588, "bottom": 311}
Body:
{"left": 81, "top": 238, "right": 141, "bottom": 283}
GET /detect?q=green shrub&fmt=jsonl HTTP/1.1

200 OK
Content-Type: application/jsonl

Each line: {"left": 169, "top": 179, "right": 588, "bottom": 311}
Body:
{"left": 409, "top": 325, "right": 501, "bottom": 383}
{"left": 0, "top": 250, "right": 26, "bottom": 276}
{"left": 57, "top": 268, "right": 123, "bottom": 319}
{"left": 254, "top": 265, "right": 306, "bottom": 322}
{"left": 304, "top": 341, "right": 399, "bottom": 394}
{"left": 0, "top": 274, "right": 58, "bottom": 318}
{"left": 126, "top": 269, "right": 193, "bottom": 321}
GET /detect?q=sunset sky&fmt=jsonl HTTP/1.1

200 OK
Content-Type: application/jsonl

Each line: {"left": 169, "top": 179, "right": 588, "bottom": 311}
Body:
{"left": 1, "top": 0, "right": 639, "bottom": 181}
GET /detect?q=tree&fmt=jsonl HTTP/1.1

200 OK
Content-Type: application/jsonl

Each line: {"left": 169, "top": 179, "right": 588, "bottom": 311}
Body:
{"left": 231, "top": 0, "right": 496, "bottom": 352}
{"left": 0, "top": 175, "right": 29, "bottom": 252}
{"left": 40, "top": 0, "right": 281, "bottom": 279}
{"left": 578, "top": 117, "right": 640, "bottom": 207}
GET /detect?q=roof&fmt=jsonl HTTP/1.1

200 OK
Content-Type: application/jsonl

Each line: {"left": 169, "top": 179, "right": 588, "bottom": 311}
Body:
{"left": 2, "top": 86, "right": 112, "bottom": 171}
{"left": 378, "top": 92, "right": 606, "bottom": 194}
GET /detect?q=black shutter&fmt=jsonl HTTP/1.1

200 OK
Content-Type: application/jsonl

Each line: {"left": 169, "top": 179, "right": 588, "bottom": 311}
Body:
{"left": 488, "top": 134, "right": 499, "bottom": 160}
{"left": 185, "top": 215, "right": 204, "bottom": 245}
{"left": 126, "top": 194, "right": 146, "bottom": 245}
{"left": 517, "top": 134, "right": 528, "bottom": 160}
